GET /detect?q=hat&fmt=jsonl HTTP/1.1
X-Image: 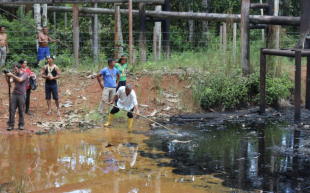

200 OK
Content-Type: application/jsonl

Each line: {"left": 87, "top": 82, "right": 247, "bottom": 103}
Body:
{"left": 47, "top": 55, "right": 56, "bottom": 60}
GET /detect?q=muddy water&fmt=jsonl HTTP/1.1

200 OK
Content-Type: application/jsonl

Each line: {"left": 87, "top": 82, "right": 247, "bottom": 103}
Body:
{"left": 0, "top": 118, "right": 309, "bottom": 192}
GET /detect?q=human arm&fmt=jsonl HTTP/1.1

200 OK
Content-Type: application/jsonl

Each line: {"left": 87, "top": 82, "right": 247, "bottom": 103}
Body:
{"left": 49, "top": 66, "right": 61, "bottom": 80}
{"left": 96, "top": 73, "right": 104, "bottom": 90}
{"left": 109, "top": 94, "right": 119, "bottom": 105}
{"left": 6, "top": 72, "right": 26, "bottom": 83}
{"left": 48, "top": 36, "right": 60, "bottom": 42}
{"left": 42, "top": 66, "right": 49, "bottom": 79}
{"left": 116, "top": 73, "right": 120, "bottom": 86}
{"left": 134, "top": 104, "right": 140, "bottom": 116}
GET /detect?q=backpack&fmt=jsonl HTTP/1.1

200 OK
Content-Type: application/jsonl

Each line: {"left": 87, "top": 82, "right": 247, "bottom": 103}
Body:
{"left": 29, "top": 77, "right": 38, "bottom": 90}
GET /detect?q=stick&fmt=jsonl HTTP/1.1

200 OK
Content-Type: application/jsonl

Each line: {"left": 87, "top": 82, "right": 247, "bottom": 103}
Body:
{"left": 104, "top": 101, "right": 176, "bottom": 133}
{"left": 0, "top": 7, "right": 72, "bottom": 50}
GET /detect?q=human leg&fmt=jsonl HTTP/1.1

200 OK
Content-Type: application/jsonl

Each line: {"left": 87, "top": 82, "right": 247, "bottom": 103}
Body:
{"left": 104, "top": 106, "right": 119, "bottom": 127}
{"left": 7, "top": 94, "right": 18, "bottom": 130}
{"left": 25, "top": 89, "right": 31, "bottom": 114}
{"left": 127, "top": 108, "right": 134, "bottom": 129}
{"left": 17, "top": 95, "right": 26, "bottom": 129}
{"left": 45, "top": 84, "right": 52, "bottom": 115}
{"left": 0, "top": 46, "right": 6, "bottom": 67}
{"left": 50, "top": 84, "right": 60, "bottom": 115}
{"left": 98, "top": 88, "right": 110, "bottom": 113}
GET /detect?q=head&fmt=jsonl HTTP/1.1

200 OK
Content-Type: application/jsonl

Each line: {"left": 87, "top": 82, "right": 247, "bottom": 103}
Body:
{"left": 108, "top": 58, "right": 116, "bottom": 67}
{"left": 118, "top": 55, "right": 127, "bottom": 65}
{"left": 0, "top": 25, "right": 5, "bottom": 32}
{"left": 42, "top": 26, "right": 48, "bottom": 34}
{"left": 47, "top": 55, "right": 55, "bottom": 64}
{"left": 125, "top": 84, "right": 133, "bottom": 95}
{"left": 19, "top": 59, "right": 27, "bottom": 68}
{"left": 12, "top": 63, "right": 22, "bottom": 74}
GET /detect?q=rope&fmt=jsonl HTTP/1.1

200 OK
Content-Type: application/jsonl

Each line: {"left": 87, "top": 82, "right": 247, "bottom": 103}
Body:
{"left": 0, "top": 7, "right": 72, "bottom": 50}
{"left": 104, "top": 101, "right": 177, "bottom": 134}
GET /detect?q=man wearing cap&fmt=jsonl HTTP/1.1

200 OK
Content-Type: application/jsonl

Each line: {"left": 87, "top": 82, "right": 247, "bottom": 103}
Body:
{"left": 42, "top": 55, "right": 61, "bottom": 116}
{"left": 104, "top": 84, "right": 140, "bottom": 129}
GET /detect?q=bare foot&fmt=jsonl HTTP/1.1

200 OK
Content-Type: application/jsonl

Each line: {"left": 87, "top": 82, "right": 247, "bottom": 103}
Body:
{"left": 57, "top": 111, "right": 61, "bottom": 116}
{"left": 46, "top": 111, "right": 52, "bottom": 115}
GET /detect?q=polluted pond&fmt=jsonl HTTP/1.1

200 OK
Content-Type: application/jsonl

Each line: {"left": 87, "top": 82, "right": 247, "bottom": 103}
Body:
{"left": 0, "top": 108, "right": 310, "bottom": 192}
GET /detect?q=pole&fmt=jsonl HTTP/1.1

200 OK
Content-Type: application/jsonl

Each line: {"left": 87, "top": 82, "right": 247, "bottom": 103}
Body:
{"left": 153, "top": 26, "right": 156, "bottom": 63}
{"left": 92, "top": 3, "right": 98, "bottom": 63}
{"left": 295, "top": 51, "right": 301, "bottom": 121}
{"left": 73, "top": 3, "right": 79, "bottom": 68}
{"left": 306, "top": 56, "right": 310, "bottom": 109}
{"left": 7, "top": 76, "right": 12, "bottom": 127}
{"left": 241, "top": 0, "right": 250, "bottom": 75}
{"left": 139, "top": 2, "right": 147, "bottom": 62}
{"left": 129, "top": 0, "right": 133, "bottom": 65}
{"left": 233, "top": 23, "right": 237, "bottom": 60}
{"left": 260, "top": 0, "right": 264, "bottom": 43}
{"left": 260, "top": 48, "right": 266, "bottom": 113}
{"left": 162, "top": 0, "right": 170, "bottom": 59}
{"left": 114, "top": 4, "right": 119, "bottom": 59}
{"left": 223, "top": 22, "right": 227, "bottom": 53}
{"left": 219, "top": 25, "right": 222, "bottom": 51}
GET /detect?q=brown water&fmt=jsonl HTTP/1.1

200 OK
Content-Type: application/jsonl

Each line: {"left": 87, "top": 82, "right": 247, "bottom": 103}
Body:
{"left": 0, "top": 120, "right": 236, "bottom": 193}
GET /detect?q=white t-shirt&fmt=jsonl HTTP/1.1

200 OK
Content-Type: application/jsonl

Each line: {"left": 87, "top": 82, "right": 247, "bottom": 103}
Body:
{"left": 116, "top": 86, "right": 138, "bottom": 111}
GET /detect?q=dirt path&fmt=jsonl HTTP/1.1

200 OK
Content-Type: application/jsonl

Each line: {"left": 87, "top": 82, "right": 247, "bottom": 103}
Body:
{"left": 0, "top": 70, "right": 194, "bottom": 134}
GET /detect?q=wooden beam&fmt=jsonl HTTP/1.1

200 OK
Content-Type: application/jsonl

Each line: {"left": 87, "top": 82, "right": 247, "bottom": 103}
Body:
{"left": 0, "top": 0, "right": 165, "bottom": 4}
{"left": 241, "top": 0, "right": 250, "bottom": 75}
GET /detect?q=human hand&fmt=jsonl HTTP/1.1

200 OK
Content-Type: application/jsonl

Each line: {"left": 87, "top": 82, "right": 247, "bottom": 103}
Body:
{"left": 7, "top": 49, "right": 10, "bottom": 53}
{"left": 5, "top": 72, "right": 13, "bottom": 77}
{"left": 57, "top": 39, "right": 60, "bottom": 42}
{"left": 48, "top": 76, "right": 54, "bottom": 80}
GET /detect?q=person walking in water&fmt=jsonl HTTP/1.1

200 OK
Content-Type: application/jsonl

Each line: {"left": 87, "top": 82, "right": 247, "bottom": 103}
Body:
{"left": 20, "top": 59, "right": 36, "bottom": 115}
{"left": 0, "top": 25, "right": 10, "bottom": 69}
{"left": 36, "top": 26, "right": 60, "bottom": 68}
{"left": 97, "top": 58, "right": 120, "bottom": 116}
{"left": 104, "top": 84, "right": 140, "bottom": 129}
{"left": 42, "top": 55, "right": 61, "bottom": 116}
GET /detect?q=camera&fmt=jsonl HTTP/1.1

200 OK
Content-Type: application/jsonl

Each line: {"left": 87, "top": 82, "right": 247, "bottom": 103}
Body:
{"left": 2, "top": 69, "right": 10, "bottom": 74}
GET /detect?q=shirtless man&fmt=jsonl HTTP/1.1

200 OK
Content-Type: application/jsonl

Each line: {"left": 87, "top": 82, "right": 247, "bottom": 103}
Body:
{"left": 0, "top": 25, "right": 10, "bottom": 69}
{"left": 36, "top": 26, "right": 59, "bottom": 68}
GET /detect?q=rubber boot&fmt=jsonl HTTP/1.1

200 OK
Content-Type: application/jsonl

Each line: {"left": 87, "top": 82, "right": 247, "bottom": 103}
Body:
{"left": 104, "top": 113, "right": 114, "bottom": 127}
{"left": 128, "top": 118, "right": 133, "bottom": 129}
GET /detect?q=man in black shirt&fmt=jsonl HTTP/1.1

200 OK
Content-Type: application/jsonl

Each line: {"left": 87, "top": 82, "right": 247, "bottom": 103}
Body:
{"left": 42, "top": 55, "right": 61, "bottom": 116}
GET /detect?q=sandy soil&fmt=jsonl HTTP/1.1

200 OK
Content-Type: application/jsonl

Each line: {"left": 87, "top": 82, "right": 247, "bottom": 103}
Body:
{"left": 0, "top": 69, "right": 195, "bottom": 135}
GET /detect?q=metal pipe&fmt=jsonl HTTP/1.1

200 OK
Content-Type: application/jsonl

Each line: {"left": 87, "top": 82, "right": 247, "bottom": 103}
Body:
{"left": 260, "top": 48, "right": 266, "bottom": 113}
{"left": 128, "top": 0, "right": 132, "bottom": 65}
{"left": 295, "top": 51, "right": 301, "bottom": 122}
{"left": 73, "top": 3, "right": 79, "bottom": 68}
{"left": 241, "top": 0, "right": 250, "bottom": 75}
{"left": 250, "top": 3, "right": 269, "bottom": 9}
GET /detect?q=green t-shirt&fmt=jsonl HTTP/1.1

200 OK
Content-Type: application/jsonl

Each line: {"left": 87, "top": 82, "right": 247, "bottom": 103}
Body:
{"left": 115, "top": 63, "right": 127, "bottom": 81}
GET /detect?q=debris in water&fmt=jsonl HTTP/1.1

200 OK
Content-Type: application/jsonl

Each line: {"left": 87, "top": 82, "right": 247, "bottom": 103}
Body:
{"left": 171, "top": 140, "right": 191, "bottom": 143}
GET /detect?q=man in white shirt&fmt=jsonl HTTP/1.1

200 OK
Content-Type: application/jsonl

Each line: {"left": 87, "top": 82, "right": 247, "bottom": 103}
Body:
{"left": 105, "top": 84, "right": 140, "bottom": 129}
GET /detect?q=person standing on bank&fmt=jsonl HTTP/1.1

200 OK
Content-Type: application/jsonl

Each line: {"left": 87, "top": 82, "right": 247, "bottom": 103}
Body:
{"left": 42, "top": 55, "right": 61, "bottom": 116}
{"left": 20, "top": 59, "right": 36, "bottom": 115}
{"left": 0, "top": 25, "right": 10, "bottom": 69}
{"left": 97, "top": 58, "right": 120, "bottom": 115}
{"left": 115, "top": 55, "right": 127, "bottom": 91}
{"left": 104, "top": 84, "right": 140, "bottom": 129}
{"left": 5, "top": 63, "right": 28, "bottom": 131}
{"left": 36, "top": 26, "right": 60, "bottom": 68}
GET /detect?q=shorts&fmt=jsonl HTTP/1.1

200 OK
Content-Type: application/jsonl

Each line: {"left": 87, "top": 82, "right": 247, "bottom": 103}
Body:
{"left": 45, "top": 84, "right": 59, "bottom": 100}
{"left": 37, "top": 46, "right": 50, "bottom": 61}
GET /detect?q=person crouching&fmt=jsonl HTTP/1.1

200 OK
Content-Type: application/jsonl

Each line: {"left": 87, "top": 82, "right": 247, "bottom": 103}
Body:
{"left": 104, "top": 84, "right": 140, "bottom": 129}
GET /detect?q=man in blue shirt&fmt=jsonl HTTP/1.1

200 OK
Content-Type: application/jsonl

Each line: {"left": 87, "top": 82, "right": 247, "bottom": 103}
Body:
{"left": 96, "top": 58, "right": 120, "bottom": 115}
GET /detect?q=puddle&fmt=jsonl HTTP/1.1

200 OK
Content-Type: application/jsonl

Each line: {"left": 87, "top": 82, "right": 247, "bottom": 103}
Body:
{"left": 0, "top": 118, "right": 309, "bottom": 192}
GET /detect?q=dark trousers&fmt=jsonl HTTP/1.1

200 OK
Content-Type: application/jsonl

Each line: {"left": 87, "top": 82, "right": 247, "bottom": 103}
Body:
{"left": 110, "top": 106, "right": 134, "bottom": 118}
{"left": 7, "top": 94, "right": 26, "bottom": 126}
{"left": 115, "top": 80, "right": 126, "bottom": 104}
{"left": 25, "top": 89, "right": 31, "bottom": 111}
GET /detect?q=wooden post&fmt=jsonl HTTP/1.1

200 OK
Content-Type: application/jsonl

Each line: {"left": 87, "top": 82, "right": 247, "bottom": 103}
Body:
{"left": 73, "top": 3, "right": 79, "bottom": 68}
{"left": 139, "top": 3, "right": 147, "bottom": 62}
{"left": 241, "top": 0, "right": 250, "bottom": 75}
{"left": 42, "top": 4, "right": 47, "bottom": 27}
{"left": 260, "top": 48, "right": 266, "bottom": 113}
{"left": 154, "top": 5, "right": 161, "bottom": 60}
{"left": 53, "top": 4, "right": 56, "bottom": 30}
{"left": 129, "top": 0, "right": 133, "bottom": 65}
{"left": 260, "top": 0, "right": 264, "bottom": 43}
{"left": 153, "top": 26, "right": 156, "bottom": 63}
{"left": 188, "top": 10, "right": 194, "bottom": 42}
{"left": 26, "top": 4, "right": 31, "bottom": 13}
{"left": 114, "top": 4, "right": 119, "bottom": 59}
{"left": 295, "top": 51, "right": 301, "bottom": 121}
{"left": 306, "top": 56, "right": 310, "bottom": 109}
{"left": 92, "top": 3, "right": 98, "bottom": 63}
{"left": 233, "top": 23, "right": 237, "bottom": 59}
{"left": 34, "top": 4, "right": 41, "bottom": 51}
{"left": 65, "top": 4, "right": 67, "bottom": 28}
{"left": 274, "top": 0, "right": 279, "bottom": 49}
{"left": 162, "top": 0, "right": 170, "bottom": 59}
{"left": 219, "top": 25, "right": 223, "bottom": 51}
{"left": 223, "top": 22, "right": 227, "bottom": 53}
